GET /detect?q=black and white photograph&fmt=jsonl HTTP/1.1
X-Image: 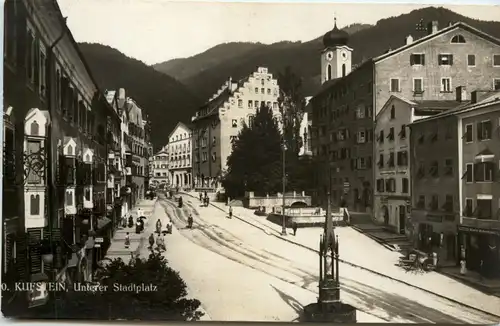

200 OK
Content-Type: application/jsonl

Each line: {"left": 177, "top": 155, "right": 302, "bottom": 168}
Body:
{"left": 2, "top": 0, "right": 500, "bottom": 322}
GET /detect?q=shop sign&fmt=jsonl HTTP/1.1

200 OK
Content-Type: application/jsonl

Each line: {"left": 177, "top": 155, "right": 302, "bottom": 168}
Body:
{"left": 458, "top": 226, "right": 500, "bottom": 236}
{"left": 95, "top": 237, "right": 104, "bottom": 243}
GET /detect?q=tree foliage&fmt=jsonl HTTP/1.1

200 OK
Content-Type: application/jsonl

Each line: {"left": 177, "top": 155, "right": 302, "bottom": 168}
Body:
{"left": 222, "top": 104, "right": 282, "bottom": 198}
{"left": 11, "top": 251, "right": 204, "bottom": 321}
{"left": 278, "top": 66, "right": 314, "bottom": 193}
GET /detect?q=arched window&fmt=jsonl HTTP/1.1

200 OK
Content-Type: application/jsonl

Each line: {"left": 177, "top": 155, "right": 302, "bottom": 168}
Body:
{"left": 67, "top": 145, "right": 73, "bottom": 156}
{"left": 327, "top": 64, "right": 332, "bottom": 81}
{"left": 30, "top": 194, "right": 40, "bottom": 215}
{"left": 451, "top": 35, "right": 466, "bottom": 43}
{"left": 342, "top": 64, "right": 346, "bottom": 77}
{"left": 66, "top": 190, "right": 73, "bottom": 205}
{"left": 31, "top": 121, "right": 39, "bottom": 136}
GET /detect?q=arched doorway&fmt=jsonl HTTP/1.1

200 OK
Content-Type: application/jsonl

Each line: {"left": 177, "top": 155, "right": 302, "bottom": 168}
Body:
{"left": 381, "top": 205, "right": 389, "bottom": 225}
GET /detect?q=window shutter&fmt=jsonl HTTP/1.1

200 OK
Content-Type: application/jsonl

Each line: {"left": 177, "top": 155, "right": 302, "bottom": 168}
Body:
{"left": 421, "top": 54, "right": 425, "bottom": 65}
{"left": 16, "top": 234, "right": 28, "bottom": 281}
{"left": 410, "top": 54, "right": 415, "bottom": 65}
{"left": 477, "top": 122, "right": 483, "bottom": 140}
{"left": 449, "top": 55, "right": 454, "bottom": 65}
{"left": 28, "top": 229, "right": 42, "bottom": 274}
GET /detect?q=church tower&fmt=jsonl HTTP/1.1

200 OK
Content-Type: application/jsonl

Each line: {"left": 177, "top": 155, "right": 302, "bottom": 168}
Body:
{"left": 321, "top": 17, "right": 353, "bottom": 84}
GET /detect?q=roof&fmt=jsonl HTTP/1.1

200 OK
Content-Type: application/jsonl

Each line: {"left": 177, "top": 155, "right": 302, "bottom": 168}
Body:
{"left": 313, "top": 21, "right": 500, "bottom": 99}
{"left": 414, "top": 100, "right": 463, "bottom": 110}
{"left": 411, "top": 91, "right": 500, "bottom": 125}
{"left": 168, "top": 121, "right": 192, "bottom": 139}
{"left": 374, "top": 22, "right": 500, "bottom": 63}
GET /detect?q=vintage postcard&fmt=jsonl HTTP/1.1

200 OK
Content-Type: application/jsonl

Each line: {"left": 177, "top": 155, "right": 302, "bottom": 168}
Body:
{"left": 2, "top": 0, "right": 500, "bottom": 323}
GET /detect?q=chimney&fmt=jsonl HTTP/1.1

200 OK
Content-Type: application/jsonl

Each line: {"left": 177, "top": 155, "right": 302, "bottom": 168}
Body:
{"left": 427, "top": 21, "right": 439, "bottom": 35}
{"left": 456, "top": 86, "right": 467, "bottom": 102}
{"left": 118, "top": 88, "right": 126, "bottom": 100}
{"left": 405, "top": 35, "right": 414, "bottom": 45}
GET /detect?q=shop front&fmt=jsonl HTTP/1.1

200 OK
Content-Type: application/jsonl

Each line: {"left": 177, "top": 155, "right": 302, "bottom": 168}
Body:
{"left": 458, "top": 225, "right": 500, "bottom": 278}
{"left": 410, "top": 210, "right": 458, "bottom": 266}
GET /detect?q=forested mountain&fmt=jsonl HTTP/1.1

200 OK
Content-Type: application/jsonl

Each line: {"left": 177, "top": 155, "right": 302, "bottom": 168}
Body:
{"left": 77, "top": 43, "right": 202, "bottom": 149}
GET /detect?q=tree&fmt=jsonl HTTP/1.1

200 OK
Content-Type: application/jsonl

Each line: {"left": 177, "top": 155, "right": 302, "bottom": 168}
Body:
{"left": 11, "top": 251, "right": 204, "bottom": 321}
{"left": 277, "top": 66, "right": 314, "bottom": 192}
{"left": 222, "top": 104, "right": 282, "bottom": 198}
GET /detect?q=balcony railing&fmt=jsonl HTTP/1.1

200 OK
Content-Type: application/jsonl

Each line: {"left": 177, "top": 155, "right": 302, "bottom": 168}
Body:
{"left": 461, "top": 216, "right": 500, "bottom": 231}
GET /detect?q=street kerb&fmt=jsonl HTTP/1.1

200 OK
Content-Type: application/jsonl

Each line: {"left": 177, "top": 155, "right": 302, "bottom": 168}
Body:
{"left": 181, "top": 192, "right": 500, "bottom": 319}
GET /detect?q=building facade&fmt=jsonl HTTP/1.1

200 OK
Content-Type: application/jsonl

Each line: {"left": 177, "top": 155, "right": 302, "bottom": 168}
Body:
{"left": 151, "top": 146, "right": 169, "bottom": 187}
{"left": 191, "top": 67, "right": 281, "bottom": 189}
{"left": 167, "top": 122, "right": 192, "bottom": 190}
{"left": 374, "top": 95, "right": 454, "bottom": 234}
{"left": 3, "top": 0, "right": 120, "bottom": 310}
{"left": 311, "top": 19, "right": 500, "bottom": 212}
{"left": 457, "top": 93, "right": 500, "bottom": 278}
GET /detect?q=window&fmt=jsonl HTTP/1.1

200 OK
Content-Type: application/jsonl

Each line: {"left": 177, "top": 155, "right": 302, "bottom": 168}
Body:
{"left": 402, "top": 178, "right": 409, "bottom": 193}
{"left": 388, "top": 127, "right": 395, "bottom": 141}
{"left": 357, "top": 130, "right": 366, "bottom": 143}
{"left": 390, "top": 79, "right": 400, "bottom": 92}
{"left": 451, "top": 35, "right": 466, "bottom": 43}
{"left": 464, "top": 163, "right": 474, "bottom": 183}
{"left": 355, "top": 106, "right": 365, "bottom": 119}
{"left": 444, "top": 195, "right": 454, "bottom": 212}
{"left": 475, "top": 162, "right": 494, "bottom": 182}
{"left": 388, "top": 152, "right": 395, "bottom": 167}
{"left": 378, "top": 154, "right": 384, "bottom": 168}
{"left": 376, "top": 179, "right": 385, "bottom": 192}
{"left": 477, "top": 120, "right": 492, "bottom": 141}
{"left": 238, "top": 99, "right": 243, "bottom": 107}
{"left": 231, "top": 119, "right": 237, "bottom": 128}
{"left": 248, "top": 100, "right": 252, "bottom": 108}
{"left": 202, "top": 152, "right": 208, "bottom": 162}
{"left": 410, "top": 53, "right": 425, "bottom": 65}
{"left": 4, "top": 0, "right": 18, "bottom": 65}
{"left": 26, "top": 27, "right": 36, "bottom": 84}
{"left": 464, "top": 198, "right": 473, "bottom": 217}
{"left": 438, "top": 54, "right": 453, "bottom": 66}
{"left": 467, "top": 54, "right": 476, "bottom": 66}
{"left": 26, "top": 140, "right": 43, "bottom": 184}
{"left": 39, "top": 44, "right": 46, "bottom": 97}
{"left": 212, "top": 152, "right": 216, "bottom": 162}
{"left": 399, "top": 125, "right": 407, "bottom": 139}
{"left": 65, "top": 190, "right": 73, "bottom": 206}
{"left": 267, "top": 88, "right": 271, "bottom": 95}
{"left": 417, "top": 195, "right": 426, "bottom": 209}
{"left": 357, "top": 157, "right": 366, "bottom": 169}
{"left": 255, "top": 87, "right": 258, "bottom": 93}
{"left": 429, "top": 161, "right": 439, "bottom": 177}
{"left": 30, "top": 194, "right": 40, "bottom": 215}
{"left": 430, "top": 195, "right": 439, "bottom": 210}
{"left": 494, "top": 79, "right": 500, "bottom": 91}
{"left": 378, "top": 130, "right": 384, "bottom": 144}
{"left": 261, "top": 79, "right": 265, "bottom": 86}
{"left": 493, "top": 55, "right": 500, "bottom": 67}
{"left": 444, "top": 159, "right": 453, "bottom": 176}
{"left": 441, "top": 78, "right": 452, "bottom": 92}
{"left": 413, "top": 78, "right": 423, "bottom": 94}
{"left": 254, "top": 101, "right": 259, "bottom": 108}
{"left": 390, "top": 105, "right": 395, "bottom": 119}
{"left": 464, "top": 124, "right": 473, "bottom": 142}
{"left": 397, "top": 151, "right": 408, "bottom": 166}
{"left": 261, "top": 88, "right": 265, "bottom": 94}
{"left": 273, "top": 102, "right": 278, "bottom": 109}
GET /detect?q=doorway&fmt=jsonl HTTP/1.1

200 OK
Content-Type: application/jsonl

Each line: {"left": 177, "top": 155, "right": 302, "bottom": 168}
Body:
{"left": 398, "top": 205, "right": 406, "bottom": 234}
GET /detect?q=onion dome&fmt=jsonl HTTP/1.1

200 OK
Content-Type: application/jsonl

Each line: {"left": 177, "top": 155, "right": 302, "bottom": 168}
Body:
{"left": 322, "top": 17, "right": 349, "bottom": 48}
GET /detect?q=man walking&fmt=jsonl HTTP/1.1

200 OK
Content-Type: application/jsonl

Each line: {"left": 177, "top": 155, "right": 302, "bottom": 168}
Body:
{"left": 228, "top": 206, "right": 233, "bottom": 219}
{"left": 292, "top": 222, "right": 298, "bottom": 236}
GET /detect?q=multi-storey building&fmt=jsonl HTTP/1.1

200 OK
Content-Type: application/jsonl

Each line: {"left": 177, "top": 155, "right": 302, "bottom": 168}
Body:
{"left": 311, "top": 19, "right": 500, "bottom": 211}
{"left": 374, "top": 95, "right": 454, "bottom": 234}
{"left": 167, "top": 122, "right": 192, "bottom": 190}
{"left": 409, "top": 89, "right": 499, "bottom": 269}
{"left": 457, "top": 92, "right": 500, "bottom": 278}
{"left": 3, "top": 0, "right": 120, "bottom": 310}
{"left": 191, "top": 67, "right": 281, "bottom": 189}
{"left": 151, "top": 146, "right": 170, "bottom": 187}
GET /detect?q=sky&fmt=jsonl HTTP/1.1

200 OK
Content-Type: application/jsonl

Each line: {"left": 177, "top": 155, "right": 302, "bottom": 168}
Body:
{"left": 57, "top": 0, "right": 500, "bottom": 66}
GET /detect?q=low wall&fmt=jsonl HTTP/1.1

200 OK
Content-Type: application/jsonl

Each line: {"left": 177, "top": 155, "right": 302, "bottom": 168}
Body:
{"left": 244, "top": 191, "right": 312, "bottom": 210}
{"left": 267, "top": 212, "right": 346, "bottom": 228}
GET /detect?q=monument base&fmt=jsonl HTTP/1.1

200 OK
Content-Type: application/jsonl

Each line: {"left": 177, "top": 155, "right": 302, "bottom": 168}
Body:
{"left": 303, "top": 302, "right": 357, "bottom": 323}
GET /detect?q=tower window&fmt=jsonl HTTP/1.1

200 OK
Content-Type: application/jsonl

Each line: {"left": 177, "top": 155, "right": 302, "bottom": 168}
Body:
{"left": 451, "top": 35, "right": 466, "bottom": 43}
{"left": 342, "top": 64, "right": 346, "bottom": 77}
{"left": 327, "top": 64, "right": 332, "bottom": 81}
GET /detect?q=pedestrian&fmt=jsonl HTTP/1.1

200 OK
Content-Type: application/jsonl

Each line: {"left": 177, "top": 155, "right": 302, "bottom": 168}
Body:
{"left": 156, "top": 219, "right": 162, "bottom": 234}
{"left": 135, "top": 218, "right": 141, "bottom": 234}
{"left": 199, "top": 192, "right": 203, "bottom": 201}
{"left": 228, "top": 206, "right": 233, "bottom": 219}
{"left": 148, "top": 233, "right": 155, "bottom": 249}
{"left": 188, "top": 214, "right": 193, "bottom": 229}
{"left": 206, "top": 196, "right": 210, "bottom": 207}
{"left": 292, "top": 222, "right": 298, "bottom": 236}
{"left": 124, "top": 232, "right": 130, "bottom": 248}
{"left": 137, "top": 208, "right": 143, "bottom": 218}
{"left": 128, "top": 215, "right": 134, "bottom": 228}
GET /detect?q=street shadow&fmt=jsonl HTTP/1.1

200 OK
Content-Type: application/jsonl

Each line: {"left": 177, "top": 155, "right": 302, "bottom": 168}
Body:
{"left": 340, "top": 278, "right": 487, "bottom": 323}
{"left": 270, "top": 284, "right": 304, "bottom": 321}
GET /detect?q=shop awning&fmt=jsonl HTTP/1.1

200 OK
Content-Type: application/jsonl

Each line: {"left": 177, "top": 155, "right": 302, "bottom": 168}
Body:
{"left": 474, "top": 148, "right": 495, "bottom": 163}
{"left": 97, "top": 216, "right": 112, "bottom": 230}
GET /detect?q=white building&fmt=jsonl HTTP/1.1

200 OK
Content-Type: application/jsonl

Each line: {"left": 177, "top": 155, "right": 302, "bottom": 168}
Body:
{"left": 151, "top": 146, "right": 169, "bottom": 187}
{"left": 299, "top": 96, "right": 313, "bottom": 157}
{"left": 191, "top": 67, "right": 281, "bottom": 188}
{"left": 168, "top": 122, "right": 193, "bottom": 189}
{"left": 373, "top": 95, "right": 444, "bottom": 233}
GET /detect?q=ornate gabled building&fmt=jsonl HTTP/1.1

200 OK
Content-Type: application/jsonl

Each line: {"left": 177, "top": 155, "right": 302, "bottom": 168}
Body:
{"left": 167, "top": 122, "right": 192, "bottom": 190}
{"left": 151, "top": 145, "right": 170, "bottom": 187}
{"left": 191, "top": 67, "right": 281, "bottom": 190}
{"left": 3, "top": 0, "right": 120, "bottom": 311}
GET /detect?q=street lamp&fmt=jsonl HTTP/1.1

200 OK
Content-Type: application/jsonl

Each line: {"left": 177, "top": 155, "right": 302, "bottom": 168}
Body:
{"left": 279, "top": 89, "right": 288, "bottom": 236}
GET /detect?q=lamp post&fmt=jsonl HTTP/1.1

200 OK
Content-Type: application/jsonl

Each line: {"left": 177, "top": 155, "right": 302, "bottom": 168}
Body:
{"left": 281, "top": 141, "right": 287, "bottom": 236}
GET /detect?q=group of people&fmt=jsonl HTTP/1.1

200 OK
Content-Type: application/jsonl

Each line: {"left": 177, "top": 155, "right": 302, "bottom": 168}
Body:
{"left": 199, "top": 192, "right": 210, "bottom": 207}
{"left": 149, "top": 232, "right": 166, "bottom": 252}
